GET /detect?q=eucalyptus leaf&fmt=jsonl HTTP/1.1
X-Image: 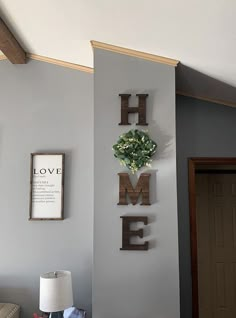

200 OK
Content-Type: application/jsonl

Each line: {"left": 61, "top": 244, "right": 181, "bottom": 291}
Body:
{"left": 112, "top": 129, "right": 157, "bottom": 173}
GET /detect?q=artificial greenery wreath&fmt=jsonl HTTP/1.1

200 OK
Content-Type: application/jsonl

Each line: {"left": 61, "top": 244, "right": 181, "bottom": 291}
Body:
{"left": 112, "top": 129, "right": 157, "bottom": 173}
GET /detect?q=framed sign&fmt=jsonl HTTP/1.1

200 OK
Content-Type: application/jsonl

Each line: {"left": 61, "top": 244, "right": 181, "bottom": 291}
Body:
{"left": 29, "top": 153, "right": 65, "bottom": 220}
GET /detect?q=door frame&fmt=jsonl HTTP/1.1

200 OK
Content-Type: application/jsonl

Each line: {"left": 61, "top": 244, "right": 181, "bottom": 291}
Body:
{"left": 188, "top": 157, "right": 236, "bottom": 318}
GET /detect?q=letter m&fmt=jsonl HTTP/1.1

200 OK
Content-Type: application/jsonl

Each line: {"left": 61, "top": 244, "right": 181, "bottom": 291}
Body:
{"left": 118, "top": 173, "right": 151, "bottom": 205}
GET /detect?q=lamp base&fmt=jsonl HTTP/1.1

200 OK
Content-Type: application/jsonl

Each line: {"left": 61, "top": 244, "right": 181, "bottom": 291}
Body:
{"left": 50, "top": 312, "right": 64, "bottom": 318}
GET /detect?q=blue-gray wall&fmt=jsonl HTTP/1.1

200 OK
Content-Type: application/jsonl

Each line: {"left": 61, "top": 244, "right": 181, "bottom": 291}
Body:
{"left": 176, "top": 95, "right": 236, "bottom": 318}
{"left": 0, "top": 60, "right": 93, "bottom": 318}
{"left": 93, "top": 49, "right": 180, "bottom": 318}
{"left": 1, "top": 56, "right": 233, "bottom": 318}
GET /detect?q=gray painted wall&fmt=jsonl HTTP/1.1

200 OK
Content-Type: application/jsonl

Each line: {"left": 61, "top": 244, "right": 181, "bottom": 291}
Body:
{"left": 0, "top": 60, "right": 93, "bottom": 318}
{"left": 176, "top": 95, "right": 236, "bottom": 318}
{"left": 93, "top": 49, "right": 180, "bottom": 318}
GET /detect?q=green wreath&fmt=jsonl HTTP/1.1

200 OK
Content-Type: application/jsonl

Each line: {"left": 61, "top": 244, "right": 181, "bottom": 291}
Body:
{"left": 112, "top": 129, "right": 157, "bottom": 173}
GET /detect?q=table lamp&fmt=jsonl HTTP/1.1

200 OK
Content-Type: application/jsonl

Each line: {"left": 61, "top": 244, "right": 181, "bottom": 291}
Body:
{"left": 40, "top": 270, "right": 73, "bottom": 318}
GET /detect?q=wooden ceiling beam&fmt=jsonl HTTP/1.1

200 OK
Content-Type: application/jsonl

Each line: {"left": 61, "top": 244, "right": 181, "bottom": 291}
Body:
{"left": 0, "top": 18, "right": 26, "bottom": 64}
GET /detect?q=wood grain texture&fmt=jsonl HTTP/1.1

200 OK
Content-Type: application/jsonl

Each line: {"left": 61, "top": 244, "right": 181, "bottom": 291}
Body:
{"left": 0, "top": 18, "right": 26, "bottom": 64}
{"left": 91, "top": 40, "right": 179, "bottom": 67}
{"left": 119, "top": 94, "right": 148, "bottom": 126}
{"left": 188, "top": 157, "right": 236, "bottom": 318}
{"left": 118, "top": 173, "right": 151, "bottom": 205}
{"left": 120, "top": 216, "right": 149, "bottom": 251}
{"left": 189, "top": 158, "right": 199, "bottom": 318}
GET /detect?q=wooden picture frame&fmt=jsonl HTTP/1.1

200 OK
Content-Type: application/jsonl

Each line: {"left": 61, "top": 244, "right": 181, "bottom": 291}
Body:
{"left": 29, "top": 153, "right": 65, "bottom": 220}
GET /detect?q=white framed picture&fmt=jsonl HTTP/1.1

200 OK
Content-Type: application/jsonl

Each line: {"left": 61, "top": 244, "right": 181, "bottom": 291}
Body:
{"left": 29, "top": 153, "right": 65, "bottom": 220}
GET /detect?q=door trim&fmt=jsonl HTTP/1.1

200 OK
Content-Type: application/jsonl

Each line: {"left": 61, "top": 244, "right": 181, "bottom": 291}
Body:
{"left": 188, "top": 157, "right": 236, "bottom": 318}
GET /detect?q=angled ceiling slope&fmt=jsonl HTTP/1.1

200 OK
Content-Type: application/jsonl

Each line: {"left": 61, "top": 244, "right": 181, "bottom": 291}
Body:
{"left": 1, "top": 40, "right": 235, "bottom": 108}
{"left": 0, "top": 0, "right": 235, "bottom": 107}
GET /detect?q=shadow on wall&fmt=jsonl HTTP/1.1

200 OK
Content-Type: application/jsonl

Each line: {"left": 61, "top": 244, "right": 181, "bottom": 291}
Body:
{"left": 176, "top": 95, "right": 236, "bottom": 318}
{"left": 176, "top": 63, "right": 236, "bottom": 105}
{"left": 0, "top": 7, "right": 28, "bottom": 50}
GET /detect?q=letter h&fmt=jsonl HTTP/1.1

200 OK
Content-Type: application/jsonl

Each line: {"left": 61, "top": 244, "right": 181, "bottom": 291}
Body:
{"left": 119, "top": 94, "right": 148, "bottom": 125}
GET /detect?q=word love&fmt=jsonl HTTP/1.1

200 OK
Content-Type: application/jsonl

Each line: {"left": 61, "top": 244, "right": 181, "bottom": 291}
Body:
{"left": 33, "top": 168, "right": 62, "bottom": 175}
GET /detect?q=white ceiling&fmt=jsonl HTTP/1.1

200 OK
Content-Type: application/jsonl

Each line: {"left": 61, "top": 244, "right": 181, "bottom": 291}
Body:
{"left": 0, "top": 0, "right": 235, "bottom": 102}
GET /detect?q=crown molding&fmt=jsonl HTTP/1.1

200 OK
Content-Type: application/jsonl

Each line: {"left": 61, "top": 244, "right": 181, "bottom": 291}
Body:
{"left": 0, "top": 53, "right": 93, "bottom": 73}
{"left": 91, "top": 40, "right": 179, "bottom": 67}
{"left": 0, "top": 52, "right": 234, "bottom": 108}
{"left": 177, "top": 91, "right": 236, "bottom": 108}
{"left": 27, "top": 53, "right": 94, "bottom": 73}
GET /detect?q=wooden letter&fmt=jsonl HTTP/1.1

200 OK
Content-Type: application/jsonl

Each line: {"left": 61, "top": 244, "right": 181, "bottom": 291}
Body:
{"left": 118, "top": 173, "right": 151, "bottom": 205}
{"left": 120, "top": 216, "right": 149, "bottom": 251}
{"left": 119, "top": 94, "right": 148, "bottom": 125}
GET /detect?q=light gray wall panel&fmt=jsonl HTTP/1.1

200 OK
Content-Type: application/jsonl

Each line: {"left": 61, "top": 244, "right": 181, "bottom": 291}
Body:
{"left": 0, "top": 60, "right": 93, "bottom": 318}
{"left": 93, "top": 49, "right": 180, "bottom": 318}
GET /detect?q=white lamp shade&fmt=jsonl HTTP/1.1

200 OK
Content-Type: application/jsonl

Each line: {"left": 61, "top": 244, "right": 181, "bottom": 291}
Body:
{"left": 40, "top": 270, "right": 73, "bottom": 313}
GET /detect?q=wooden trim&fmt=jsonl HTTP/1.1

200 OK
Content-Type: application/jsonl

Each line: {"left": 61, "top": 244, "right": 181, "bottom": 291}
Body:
{"left": 177, "top": 90, "right": 236, "bottom": 108}
{"left": 27, "top": 53, "right": 94, "bottom": 73}
{"left": 0, "top": 52, "right": 94, "bottom": 73}
{"left": 91, "top": 40, "right": 179, "bottom": 67}
{"left": 0, "top": 52, "right": 233, "bottom": 109}
{"left": 196, "top": 169, "right": 236, "bottom": 174}
{"left": 188, "top": 157, "right": 236, "bottom": 318}
{"left": 188, "top": 158, "right": 199, "bottom": 318}
{"left": 0, "top": 18, "right": 26, "bottom": 64}
{"left": 189, "top": 157, "right": 236, "bottom": 165}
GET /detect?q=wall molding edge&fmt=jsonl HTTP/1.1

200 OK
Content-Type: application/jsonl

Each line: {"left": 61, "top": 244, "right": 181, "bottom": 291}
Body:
{"left": 27, "top": 54, "right": 94, "bottom": 73}
{"left": 91, "top": 40, "right": 179, "bottom": 67}
{"left": 177, "top": 91, "right": 236, "bottom": 108}
{"left": 1, "top": 53, "right": 234, "bottom": 108}
{"left": 0, "top": 53, "right": 94, "bottom": 73}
